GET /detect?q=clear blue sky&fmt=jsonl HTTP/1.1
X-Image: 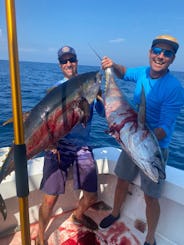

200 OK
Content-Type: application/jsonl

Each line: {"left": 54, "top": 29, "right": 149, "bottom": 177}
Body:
{"left": 1, "top": 0, "right": 184, "bottom": 71}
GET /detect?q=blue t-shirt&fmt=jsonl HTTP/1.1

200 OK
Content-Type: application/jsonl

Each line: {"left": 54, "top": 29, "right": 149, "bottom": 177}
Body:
{"left": 54, "top": 77, "right": 105, "bottom": 146}
{"left": 123, "top": 66, "right": 184, "bottom": 148}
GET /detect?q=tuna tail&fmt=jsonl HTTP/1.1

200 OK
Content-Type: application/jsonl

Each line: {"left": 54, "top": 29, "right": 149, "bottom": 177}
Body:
{"left": 0, "top": 147, "right": 14, "bottom": 183}
{"left": 0, "top": 145, "right": 15, "bottom": 183}
{"left": 0, "top": 194, "right": 7, "bottom": 220}
{"left": 0, "top": 147, "right": 14, "bottom": 219}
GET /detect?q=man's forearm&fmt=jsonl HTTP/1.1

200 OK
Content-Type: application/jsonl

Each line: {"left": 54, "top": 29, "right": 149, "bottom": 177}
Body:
{"left": 113, "top": 63, "right": 126, "bottom": 79}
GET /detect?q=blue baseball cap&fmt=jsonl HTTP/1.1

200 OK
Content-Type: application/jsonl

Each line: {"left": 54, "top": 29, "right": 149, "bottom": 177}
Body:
{"left": 58, "top": 46, "right": 77, "bottom": 61}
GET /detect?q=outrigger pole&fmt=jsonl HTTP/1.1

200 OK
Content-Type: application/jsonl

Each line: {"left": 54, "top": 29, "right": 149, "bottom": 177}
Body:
{"left": 5, "top": 0, "right": 31, "bottom": 244}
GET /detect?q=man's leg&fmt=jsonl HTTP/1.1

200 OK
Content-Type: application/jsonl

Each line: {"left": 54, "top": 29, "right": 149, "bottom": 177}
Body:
{"left": 144, "top": 194, "right": 160, "bottom": 245}
{"left": 72, "top": 145, "right": 98, "bottom": 229}
{"left": 72, "top": 191, "right": 98, "bottom": 230}
{"left": 99, "top": 178, "right": 129, "bottom": 228}
{"left": 36, "top": 194, "right": 58, "bottom": 245}
{"left": 73, "top": 191, "right": 97, "bottom": 218}
{"left": 111, "top": 178, "right": 129, "bottom": 217}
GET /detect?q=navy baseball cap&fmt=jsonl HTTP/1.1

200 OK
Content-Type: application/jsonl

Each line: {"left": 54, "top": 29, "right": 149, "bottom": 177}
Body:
{"left": 58, "top": 46, "right": 77, "bottom": 61}
{"left": 151, "top": 35, "right": 179, "bottom": 54}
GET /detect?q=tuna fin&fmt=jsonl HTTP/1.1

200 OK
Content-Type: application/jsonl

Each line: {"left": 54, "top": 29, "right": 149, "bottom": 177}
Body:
{"left": 78, "top": 97, "right": 90, "bottom": 126}
{"left": 0, "top": 194, "right": 7, "bottom": 220}
{"left": 2, "top": 111, "right": 30, "bottom": 126}
{"left": 152, "top": 150, "right": 166, "bottom": 180}
{"left": 137, "top": 85, "right": 146, "bottom": 129}
{"left": 2, "top": 117, "right": 14, "bottom": 126}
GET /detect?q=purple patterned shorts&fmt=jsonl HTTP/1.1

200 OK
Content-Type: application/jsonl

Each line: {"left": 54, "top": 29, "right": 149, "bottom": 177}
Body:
{"left": 40, "top": 139, "right": 97, "bottom": 195}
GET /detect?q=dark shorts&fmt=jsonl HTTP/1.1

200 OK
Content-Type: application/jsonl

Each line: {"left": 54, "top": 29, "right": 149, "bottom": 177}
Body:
{"left": 40, "top": 139, "right": 97, "bottom": 195}
{"left": 114, "top": 149, "right": 168, "bottom": 198}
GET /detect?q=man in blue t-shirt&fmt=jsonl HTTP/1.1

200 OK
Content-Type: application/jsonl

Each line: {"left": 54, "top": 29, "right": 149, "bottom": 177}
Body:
{"left": 99, "top": 35, "right": 184, "bottom": 245}
{"left": 36, "top": 46, "right": 104, "bottom": 245}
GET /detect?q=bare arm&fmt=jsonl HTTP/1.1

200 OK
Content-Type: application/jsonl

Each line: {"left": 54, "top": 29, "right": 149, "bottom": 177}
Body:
{"left": 101, "top": 56, "right": 126, "bottom": 78}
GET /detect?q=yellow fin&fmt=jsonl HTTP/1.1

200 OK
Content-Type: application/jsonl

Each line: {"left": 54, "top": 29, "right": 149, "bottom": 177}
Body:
{"left": 2, "top": 111, "right": 30, "bottom": 126}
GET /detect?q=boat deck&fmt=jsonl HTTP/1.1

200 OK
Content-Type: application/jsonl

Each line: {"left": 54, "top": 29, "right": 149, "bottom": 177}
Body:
{"left": 0, "top": 201, "right": 145, "bottom": 245}
{"left": 0, "top": 147, "right": 183, "bottom": 244}
{"left": 0, "top": 198, "right": 177, "bottom": 245}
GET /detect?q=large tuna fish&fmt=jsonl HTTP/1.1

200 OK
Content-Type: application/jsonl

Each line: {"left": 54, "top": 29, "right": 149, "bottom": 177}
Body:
{"left": 104, "top": 68, "right": 165, "bottom": 183}
{"left": 0, "top": 71, "right": 101, "bottom": 219}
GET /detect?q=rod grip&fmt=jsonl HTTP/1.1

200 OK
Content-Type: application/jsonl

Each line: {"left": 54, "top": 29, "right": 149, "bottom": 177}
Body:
{"left": 14, "top": 144, "right": 29, "bottom": 197}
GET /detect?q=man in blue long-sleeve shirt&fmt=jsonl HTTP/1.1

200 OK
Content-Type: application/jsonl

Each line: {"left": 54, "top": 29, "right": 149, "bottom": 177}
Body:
{"left": 99, "top": 35, "right": 184, "bottom": 245}
{"left": 36, "top": 46, "right": 104, "bottom": 245}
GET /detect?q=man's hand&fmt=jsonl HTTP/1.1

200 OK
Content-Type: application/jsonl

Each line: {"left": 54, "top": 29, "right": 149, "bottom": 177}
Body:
{"left": 101, "top": 56, "right": 126, "bottom": 79}
{"left": 101, "top": 56, "right": 114, "bottom": 70}
{"left": 154, "top": 127, "right": 166, "bottom": 140}
{"left": 96, "top": 89, "right": 103, "bottom": 103}
{"left": 45, "top": 144, "right": 57, "bottom": 153}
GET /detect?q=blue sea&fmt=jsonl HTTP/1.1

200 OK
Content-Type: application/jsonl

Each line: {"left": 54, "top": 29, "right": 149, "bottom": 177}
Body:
{"left": 0, "top": 60, "right": 184, "bottom": 170}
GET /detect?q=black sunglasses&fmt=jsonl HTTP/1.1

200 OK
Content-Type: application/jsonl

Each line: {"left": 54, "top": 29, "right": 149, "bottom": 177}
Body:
{"left": 60, "top": 57, "right": 77, "bottom": 64}
{"left": 151, "top": 47, "right": 174, "bottom": 58}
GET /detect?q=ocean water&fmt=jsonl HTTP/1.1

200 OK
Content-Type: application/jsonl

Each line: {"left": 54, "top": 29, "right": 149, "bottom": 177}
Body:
{"left": 0, "top": 60, "right": 184, "bottom": 170}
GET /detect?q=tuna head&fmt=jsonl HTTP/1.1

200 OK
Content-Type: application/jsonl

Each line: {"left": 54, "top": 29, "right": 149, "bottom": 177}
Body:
{"left": 74, "top": 71, "right": 102, "bottom": 125}
{"left": 78, "top": 71, "right": 102, "bottom": 104}
{"left": 140, "top": 152, "right": 165, "bottom": 183}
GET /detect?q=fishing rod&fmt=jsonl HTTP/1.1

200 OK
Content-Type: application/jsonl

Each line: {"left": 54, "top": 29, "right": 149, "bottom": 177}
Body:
{"left": 88, "top": 44, "right": 105, "bottom": 103}
{"left": 88, "top": 43, "right": 102, "bottom": 61}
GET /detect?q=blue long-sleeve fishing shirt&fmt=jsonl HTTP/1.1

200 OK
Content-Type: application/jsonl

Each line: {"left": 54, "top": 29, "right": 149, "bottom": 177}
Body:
{"left": 54, "top": 77, "right": 105, "bottom": 146}
{"left": 123, "top": 66, "right": 184, "bottom": 148}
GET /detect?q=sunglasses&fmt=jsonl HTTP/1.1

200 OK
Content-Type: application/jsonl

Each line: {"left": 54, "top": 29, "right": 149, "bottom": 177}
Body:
{"left": 60, "top": 57, "right": 77, "bottom": 64}
{"left": 151, "top": 47, "right": 174, "bottom": 58}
